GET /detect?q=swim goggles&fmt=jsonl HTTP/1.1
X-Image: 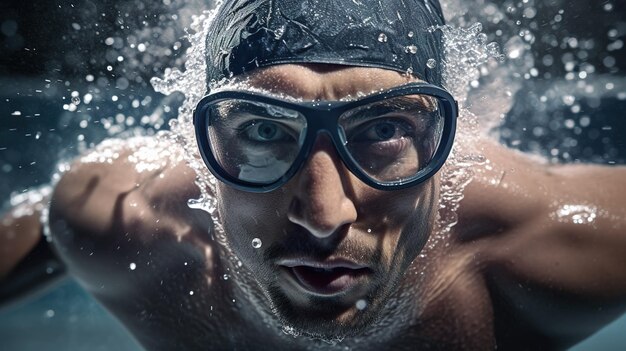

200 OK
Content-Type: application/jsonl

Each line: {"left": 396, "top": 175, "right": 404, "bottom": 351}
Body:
{"left": 193, "top": 82, "right": 457, "bottom": 193}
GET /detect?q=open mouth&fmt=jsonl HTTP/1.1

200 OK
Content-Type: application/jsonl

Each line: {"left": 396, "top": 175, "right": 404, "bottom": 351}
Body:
{"left": 279, "top": 260, "right": 371, "bottom": 296}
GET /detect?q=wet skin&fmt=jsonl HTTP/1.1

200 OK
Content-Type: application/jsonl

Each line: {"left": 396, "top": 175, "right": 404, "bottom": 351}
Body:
{"left": 2, "top": 65, "right": 626, "bottom": 350}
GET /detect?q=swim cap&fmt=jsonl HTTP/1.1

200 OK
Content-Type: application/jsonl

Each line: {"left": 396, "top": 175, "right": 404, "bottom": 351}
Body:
{"left": 205, "top": 0, "right": 446, "bottom": 89}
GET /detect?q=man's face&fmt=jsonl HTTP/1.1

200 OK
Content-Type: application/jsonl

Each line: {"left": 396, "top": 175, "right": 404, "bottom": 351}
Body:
{"left": 215, "top": 64, "right": 440, "bottom": 338}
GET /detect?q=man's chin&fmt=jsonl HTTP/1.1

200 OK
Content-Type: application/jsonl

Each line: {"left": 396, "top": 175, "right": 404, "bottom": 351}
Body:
{"left": 265, "top": 285, "right": 382, "bottom": 340}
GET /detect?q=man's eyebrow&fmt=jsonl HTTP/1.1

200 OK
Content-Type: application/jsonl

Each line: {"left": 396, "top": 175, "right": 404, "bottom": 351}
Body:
{"left": 383, "top": 95, "right": 438, "bottom": 109}
{"left": 350, "top": 95, "right": 437, "bottom": 114}
{"left": 338, "top": 95, "right": 439, "bottom": 127}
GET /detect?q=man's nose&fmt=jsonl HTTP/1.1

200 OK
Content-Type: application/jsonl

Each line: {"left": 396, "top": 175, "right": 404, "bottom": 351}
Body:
{"left": 287, "top": 134, "right": 358, "bottom": 239}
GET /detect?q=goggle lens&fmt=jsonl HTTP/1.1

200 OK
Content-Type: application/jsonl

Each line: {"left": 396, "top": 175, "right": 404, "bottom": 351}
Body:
{"left": 207, "top": 99, "right": 307, "bottom": 183}
{"left": 205, "top": 94, "right": 444, "bottom": 186}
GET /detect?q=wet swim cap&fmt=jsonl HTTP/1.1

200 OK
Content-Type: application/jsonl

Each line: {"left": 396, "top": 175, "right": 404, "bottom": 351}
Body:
{"left": 205, "top": 0, "right": 446, "bottom": 89}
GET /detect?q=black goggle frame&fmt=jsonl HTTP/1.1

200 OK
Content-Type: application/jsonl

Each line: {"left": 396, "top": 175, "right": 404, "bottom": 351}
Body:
{"left": 193, "top": 82, "right": 458, "bottom": 193}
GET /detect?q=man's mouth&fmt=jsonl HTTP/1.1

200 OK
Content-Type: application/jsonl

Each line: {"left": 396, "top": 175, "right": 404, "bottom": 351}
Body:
{"left": 278, "top": 259, "right": 371, "bottom": 296}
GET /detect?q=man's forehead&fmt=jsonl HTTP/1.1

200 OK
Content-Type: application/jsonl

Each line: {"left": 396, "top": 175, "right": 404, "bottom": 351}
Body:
{"left": 236, "top": 64, "right": 421, "bottom": 100}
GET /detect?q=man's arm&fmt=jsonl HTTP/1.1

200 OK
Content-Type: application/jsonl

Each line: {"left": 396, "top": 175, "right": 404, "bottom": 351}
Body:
{"left": 0, "top": 193, "right": 66, "bottom": 307}
{"left": 1, "top": 136, "right": 208, "bottom": 307}
{"left": 457, "top": 140, "right": 626, "bottom": 349}
{"left": 46, "top": 137, "right": 213, "bottom": 299}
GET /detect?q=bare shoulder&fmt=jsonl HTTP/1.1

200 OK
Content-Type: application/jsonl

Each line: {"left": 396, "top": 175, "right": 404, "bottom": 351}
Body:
{"left": 453, "top": 138, "right": 626, "bottom": 348}
{"left": 459, "top": 139, "right": 626, "bottom": 232}
{"left": 50, "top": 136, "right": 199, "bottom": 234}
{"left": 49, "top": 135, "right": 214, "bottom": 294}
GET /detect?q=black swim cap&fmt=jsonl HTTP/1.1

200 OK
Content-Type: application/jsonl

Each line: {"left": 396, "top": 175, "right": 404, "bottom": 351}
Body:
{"left": 205, "top": 0, "right": 446, "bottom": 89}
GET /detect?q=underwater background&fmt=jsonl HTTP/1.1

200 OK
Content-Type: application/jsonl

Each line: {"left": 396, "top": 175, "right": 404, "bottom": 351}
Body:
{"left": 1, "top": 0, "right": 625, "bottom": 349}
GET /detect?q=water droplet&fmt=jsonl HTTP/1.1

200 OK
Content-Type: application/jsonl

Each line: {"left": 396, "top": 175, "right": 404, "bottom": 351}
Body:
{"left": 45, "top": 309, "right": 55, "bottom": 318}
{"left": 562, "top": 95, "right": 576, "bottom": 106}
{"left": 377, "top": 33, "right": 388, "bottom": 43}
{"left": 252, "top": 238, "right": 262, "bottom": 249}
{"left": 223, "top": 274, "right": 230, "bottom": 280}
{"left": 555, "top": 205, "right": 597, "bottom": 225}
{"left": 356, "top": 299, "right": 368, "bottom": 310}
{"left": 405, "top": 45, "right": 418, "bottom": 54}
{"left": 274, "top": 25, "right": 286, "bottom": 40}
{"left": 129, "top": 262, "right": 136, "bottom": 270}
{"left": 367, "top": 228, "right": 372, "bottom": 233}
{"left": 71, "top": 96, "right": 81, "bottom": 105}
{"left": 189, "top": 290, "right": 194, "bottom": 295}
{"left": 427, "top": 59, "right": 437, "bottom": 69}
{"left": 407, "top": 31, "right": 414, "bottom": 38}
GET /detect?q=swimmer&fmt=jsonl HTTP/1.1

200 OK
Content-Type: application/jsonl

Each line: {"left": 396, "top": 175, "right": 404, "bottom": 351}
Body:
{"left": 2, "top": 0, "right": 626, "bottom": 350}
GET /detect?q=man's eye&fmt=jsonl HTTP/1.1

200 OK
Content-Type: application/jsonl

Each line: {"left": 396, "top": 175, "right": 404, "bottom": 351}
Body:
{"left": 355, "top": 119, "right": 413, "bottom": 142}
{"left": 244, "top": 121, "right": 292, "bottom": 142}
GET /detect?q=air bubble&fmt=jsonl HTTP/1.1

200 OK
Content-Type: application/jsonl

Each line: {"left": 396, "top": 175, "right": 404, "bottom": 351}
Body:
{"left": 486, "top": 42, "right": 500, "bottom": 57}
{"left": 477, "top": 33, "right": 488, "bottom": 44}
{"left": 252, "top": 238, "right": 262, "bottom": 249}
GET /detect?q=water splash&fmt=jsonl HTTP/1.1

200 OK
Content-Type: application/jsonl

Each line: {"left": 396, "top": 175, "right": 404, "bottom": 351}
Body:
{"left": 424, "top": 22, "right": 501, "bottom": 243}
{"left": 438, "top": 23, "right": 505, "bottom": 104}
{"left": 5, "top": 185, "right": 52, "bottom": 219}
